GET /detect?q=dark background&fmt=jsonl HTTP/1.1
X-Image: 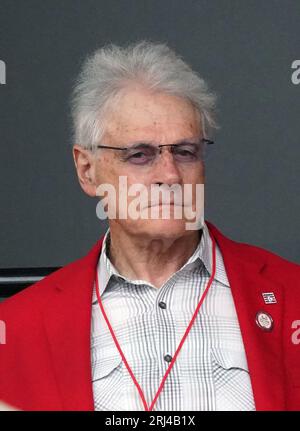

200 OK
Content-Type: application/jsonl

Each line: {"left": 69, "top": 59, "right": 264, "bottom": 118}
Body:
{"left": 0, "top": 0, "right": 299, "bottom": 267}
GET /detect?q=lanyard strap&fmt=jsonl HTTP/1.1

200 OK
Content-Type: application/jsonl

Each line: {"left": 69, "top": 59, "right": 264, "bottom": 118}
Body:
{"left": 95, "top": 230, "right": 217, "bottom": 411}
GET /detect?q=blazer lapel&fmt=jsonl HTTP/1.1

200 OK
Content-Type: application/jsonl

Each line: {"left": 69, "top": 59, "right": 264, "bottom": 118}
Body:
{"left": 206, "top": 221, "right": 286, "bottom": 410}
{"left": 42, "top": 237, "right": 104, "bottom": 411}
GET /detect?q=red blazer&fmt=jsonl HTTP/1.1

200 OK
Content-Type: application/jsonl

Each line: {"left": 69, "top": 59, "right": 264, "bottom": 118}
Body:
{"left": 0, "top": 221, "right": 300, "bottom": 411}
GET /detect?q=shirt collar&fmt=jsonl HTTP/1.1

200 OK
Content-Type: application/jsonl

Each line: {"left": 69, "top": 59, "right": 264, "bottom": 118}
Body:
{"left": 198, "top": 221, "right": 230, "bottom": 287}
{"left": 95, "top": 221, "right": 230, "bottom": 298}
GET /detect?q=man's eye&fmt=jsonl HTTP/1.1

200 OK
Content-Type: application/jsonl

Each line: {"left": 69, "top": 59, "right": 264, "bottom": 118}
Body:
{"left": 130, "top": 151, "right": 146, "bottom": 159}
{"left": 177, "top": 149, "right": 194, "bottom": 155}
{"left": 174, "top": 146, "right": 197, "bottom": 159}
{"left": 125, "top": 151, "right": 152, "bottom": 165}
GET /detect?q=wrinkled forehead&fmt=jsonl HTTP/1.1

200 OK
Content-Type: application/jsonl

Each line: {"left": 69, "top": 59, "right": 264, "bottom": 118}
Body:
{"left": 103, "top": 88, "right": 202, "bottom": 145}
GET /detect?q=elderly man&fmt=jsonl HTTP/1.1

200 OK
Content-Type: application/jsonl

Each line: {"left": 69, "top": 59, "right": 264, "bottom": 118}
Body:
{"left": 0, "top": 41, "right": 299, "bottom": 411}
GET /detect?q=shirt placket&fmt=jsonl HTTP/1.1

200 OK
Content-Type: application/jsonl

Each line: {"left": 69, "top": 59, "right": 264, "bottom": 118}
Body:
{"left": 153, "top": 275, "right": 182, "bottom": 411}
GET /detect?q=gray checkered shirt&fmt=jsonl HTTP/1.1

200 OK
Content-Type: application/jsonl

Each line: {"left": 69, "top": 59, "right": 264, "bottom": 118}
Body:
{"left": 91, "top": 222, "right": 255, "bottom": 411}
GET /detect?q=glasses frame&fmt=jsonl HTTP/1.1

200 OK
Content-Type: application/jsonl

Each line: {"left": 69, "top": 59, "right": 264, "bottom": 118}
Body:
{"left": 95, "top": 138, "right": 214, "bottom": 152}
{"left": 94, "top": 138, "right": 214, "bottom": 164}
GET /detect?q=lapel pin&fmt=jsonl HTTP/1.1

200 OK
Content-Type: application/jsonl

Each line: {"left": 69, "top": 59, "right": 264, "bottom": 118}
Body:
{"left": 262, "top": 292, "right": 277, "bottom": 304}
{"left": 256, "top": 311, "right": 274, "bottom": 331}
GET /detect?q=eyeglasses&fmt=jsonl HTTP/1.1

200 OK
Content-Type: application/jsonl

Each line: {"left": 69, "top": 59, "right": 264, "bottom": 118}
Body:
{"left": 95, "top": 139, "right": 214, "bottom": 166}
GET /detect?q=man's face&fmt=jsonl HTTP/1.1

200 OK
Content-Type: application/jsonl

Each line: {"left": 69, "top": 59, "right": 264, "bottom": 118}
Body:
{"left": 94, "top": 87, "right": 205, "bottom": 239}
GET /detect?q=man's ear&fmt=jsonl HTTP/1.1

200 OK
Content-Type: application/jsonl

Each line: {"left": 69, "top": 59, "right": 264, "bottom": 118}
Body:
{"left": 72, "top": 144, "right": 97, "bottom": 197}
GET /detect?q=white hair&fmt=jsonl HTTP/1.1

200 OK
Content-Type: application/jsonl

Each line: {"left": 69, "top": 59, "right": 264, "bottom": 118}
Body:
{"left": 70, "top": 40, "right": 218, "bottom": 150}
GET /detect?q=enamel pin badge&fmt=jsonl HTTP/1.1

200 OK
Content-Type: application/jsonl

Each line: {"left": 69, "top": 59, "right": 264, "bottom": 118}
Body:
{"left": 262, "top": 292, "right": 277, "bottom": 304}
{"left": 256, "top": 311, "right": 274, "bottom": 331}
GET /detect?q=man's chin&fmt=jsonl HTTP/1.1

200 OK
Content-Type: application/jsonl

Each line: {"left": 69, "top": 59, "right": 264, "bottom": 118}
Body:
{"left": 129, "top": 217, "right": 193, "bottom": 238}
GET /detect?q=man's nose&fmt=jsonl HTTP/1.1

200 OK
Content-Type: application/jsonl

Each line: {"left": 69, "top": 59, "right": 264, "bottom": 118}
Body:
{"left": 153, "top": 146, "right": 182, "bottom": 185}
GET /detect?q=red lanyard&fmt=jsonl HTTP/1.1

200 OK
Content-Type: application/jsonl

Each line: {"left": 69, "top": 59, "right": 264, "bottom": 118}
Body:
{"left": 95, "top": 230, "right": 216, "bottom": 411}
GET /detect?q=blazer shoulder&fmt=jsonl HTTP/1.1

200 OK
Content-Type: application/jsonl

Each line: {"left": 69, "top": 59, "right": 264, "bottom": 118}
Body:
{"left": 240, "top": 241, "right": 299, "bottom": 270}
{"left": 0, "top": 238, "right": 102, "bottom": 319}
{"left": 231, "top": 238, "right": 300, "bottom": 289}
{"left": 0, "top": 262, "right": 70, "bottom": 318}
{"left": 208, "top": 220, "right": 300, "bottom": 285}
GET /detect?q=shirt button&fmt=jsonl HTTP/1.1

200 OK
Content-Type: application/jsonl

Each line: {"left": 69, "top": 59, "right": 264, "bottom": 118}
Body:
{"left": 158, "top": 301, "right": 167, "bottom": 309}
{"left": 164, "top": 354, "right": 172, "bottom": 363}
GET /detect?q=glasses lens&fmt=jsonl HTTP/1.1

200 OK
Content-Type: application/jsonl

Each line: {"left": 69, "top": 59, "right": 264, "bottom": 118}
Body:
{"left": 123, "top": 144, "right": 157, "bottom": 165}
{"left": 172, "top": 141, "right": 206, "bottom": 162}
